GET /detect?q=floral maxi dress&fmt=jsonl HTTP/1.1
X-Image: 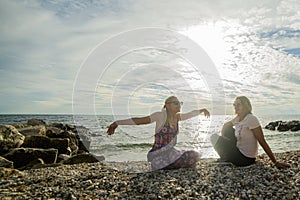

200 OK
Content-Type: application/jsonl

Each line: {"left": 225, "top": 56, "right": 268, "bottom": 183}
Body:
{"left": 147, "top": 124, "right": 200, "bottom": 170}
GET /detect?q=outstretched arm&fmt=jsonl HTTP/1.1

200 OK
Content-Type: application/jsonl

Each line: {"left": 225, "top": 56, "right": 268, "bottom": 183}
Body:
{"left": 179, "top": 108, "right": 210, "bottom": 121}
{"left": 107, "top": 116, "right": 151, "bottom": 135}
{"left": 252, "top": 126, "right": 290, "bottom": 168}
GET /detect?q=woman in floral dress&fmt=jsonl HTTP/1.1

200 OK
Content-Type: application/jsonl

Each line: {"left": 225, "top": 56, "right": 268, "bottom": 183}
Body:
{"left": 107, "top": 96, "right": 210, "bottom": 170}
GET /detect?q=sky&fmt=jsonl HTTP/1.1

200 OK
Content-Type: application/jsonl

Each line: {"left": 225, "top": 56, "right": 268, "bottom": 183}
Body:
{"left": 0, "top": 0, "right": 299, "bottom": 116}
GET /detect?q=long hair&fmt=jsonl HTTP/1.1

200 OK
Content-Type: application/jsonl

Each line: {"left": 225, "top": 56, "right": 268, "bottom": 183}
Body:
{"left": 236, "top": 96, "right": 252, "bottom": 114}
{"left": 162, "top": 96, "right": 177, "bottom": 110}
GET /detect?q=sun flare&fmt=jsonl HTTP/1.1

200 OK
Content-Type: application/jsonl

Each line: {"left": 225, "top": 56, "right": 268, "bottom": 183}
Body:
{"left": 180, "top": 23, "right": 230, "bottom": 68}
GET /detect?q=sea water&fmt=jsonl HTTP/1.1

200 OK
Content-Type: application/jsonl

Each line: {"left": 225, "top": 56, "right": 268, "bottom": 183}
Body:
{"left": 0, "top": 114, "right": 299, "bottom": 162}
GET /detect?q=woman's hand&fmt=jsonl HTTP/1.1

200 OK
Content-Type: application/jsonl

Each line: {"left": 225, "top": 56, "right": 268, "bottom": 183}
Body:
{"left": 107, "top": 122, "right": 118, "bottom": 135}
{"left": 201, "top": 108, "right": 210, "bottom": 118}
{"left": 275, "top": 161, "right": 290, "bottom": 169}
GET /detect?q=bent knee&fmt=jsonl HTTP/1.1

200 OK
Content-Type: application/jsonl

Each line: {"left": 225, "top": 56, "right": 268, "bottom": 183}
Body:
{"left": 210, "top": 133, "right": 219, "bottom": 146}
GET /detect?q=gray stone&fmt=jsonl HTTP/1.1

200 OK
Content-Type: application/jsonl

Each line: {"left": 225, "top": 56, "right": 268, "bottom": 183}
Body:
{"left": 27, "top": 118, "right": 46, "bottom": 126}
{"left": 0, "top": 125, "right": 25, "bottom": 155}
{"left": 0, "top": 156, "right": 13, "bottom": 168}
{"left": 3, "top": 148, "right": 58, "bottom": 169}
{"left": 17, "top": 125, "right": 47, "bottom": 137}
{"left": 21, "top": 135, "right": 71, "bottom": 155}
{"left": 63, "top": 153, "right": 99, "bottom": 165}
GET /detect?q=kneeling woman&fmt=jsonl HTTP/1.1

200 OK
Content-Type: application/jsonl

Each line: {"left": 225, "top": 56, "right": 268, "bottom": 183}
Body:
{"left": 211, "top": 96, "right": 289, "bottom": 168}
{"left": 107, "top": 96, "right": 210, "bottom": 170}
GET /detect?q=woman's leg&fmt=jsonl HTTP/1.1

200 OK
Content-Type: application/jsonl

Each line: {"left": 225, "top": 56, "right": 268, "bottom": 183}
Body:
{"left": 163, "top": 150, "right": 200, "bottom": 170}
{"left": 211, "top": 125, "right": 237, "bottom": 161}
{"left": 226, "top": 148, "right": 256, "bottom": 166}
{"left": 210, "top": 133, "right": 236, "bottom": 161}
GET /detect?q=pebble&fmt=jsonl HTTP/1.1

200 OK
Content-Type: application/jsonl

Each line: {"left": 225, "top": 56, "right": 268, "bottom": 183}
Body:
{"left": 0, "top": 151, "right": 299, "bottom": 199}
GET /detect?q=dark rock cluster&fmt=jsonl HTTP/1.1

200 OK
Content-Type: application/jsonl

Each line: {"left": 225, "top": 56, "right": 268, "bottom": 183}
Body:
{"left": 0, "top": 118, "right": 104, "bottom": 170}
{"left": 265, "top": 120, "right": 300, "bottom": 132}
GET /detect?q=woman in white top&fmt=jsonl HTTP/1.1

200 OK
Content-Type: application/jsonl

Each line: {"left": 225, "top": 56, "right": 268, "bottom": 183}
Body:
{"left": 210, "top": 96, "right": 290, "bottom": 168}
{"left": 107, "top": 96, "right": 210, "bottom": 170}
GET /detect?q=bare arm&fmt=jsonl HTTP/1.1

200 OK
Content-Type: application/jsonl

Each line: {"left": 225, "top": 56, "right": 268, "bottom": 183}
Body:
{"left": 179, "top": 108, "right": 210, "bottom": 121}
{"left": 252, "top": 126, "right": 290, "bottom": 168}
{"left": 107, "top": 116, "right": 151, "bottom": 135}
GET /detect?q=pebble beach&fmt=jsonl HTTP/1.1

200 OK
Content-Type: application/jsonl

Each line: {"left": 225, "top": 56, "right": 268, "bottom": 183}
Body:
{"left": 1, "top": 150, "right": 299, "bottom": 200}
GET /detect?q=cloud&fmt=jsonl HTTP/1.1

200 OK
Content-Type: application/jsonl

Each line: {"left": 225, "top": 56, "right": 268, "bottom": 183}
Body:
{"left": 0, "top": 0, "right": 299, "bottom": 115}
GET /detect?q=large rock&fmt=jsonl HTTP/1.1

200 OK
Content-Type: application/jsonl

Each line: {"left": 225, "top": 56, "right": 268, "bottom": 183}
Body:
{"left": 27, "top": 118, "right": 46, "bottom": 126}
{"left": 21, "top": 135, "right": 71, "bottom": 155}
{"left": 63, "top": 153, "right": 100, "bottom": 165}
{"left": 0, "top": 125, "right": 25, "bottom": 155}
{"left": 47, "top": 124, "right": 91, "bottom": 153}
{"left": 277, "top": 122, "right": 290, "bottom": 132}
{"left": 21, "top": 135, "right": 50, "bottom": 149}
{"left": 50, "top": 138, "right": 71, "bottom": 155}
{"left": 46, "top": 129, "right": 79, "bottom": 155}
{"left": 74, "top": 126, "right": 92, "bottom": 151}
{"left": 0, "top": 156, "right": 13, "bottom": 168}
{"left": 17, "top": 125, "right": 47, "bottom": 137}
{"left": 265, "top": 120, "right": 300, "bottom": 132}
{"left": 289, "top": 120, "right": 300, "bottom": 132}
{"left": 265, "top": 121, "right": 281, "bottom": 131}
{"left": 3, "top": 148, "right": 58, "bottom": 169}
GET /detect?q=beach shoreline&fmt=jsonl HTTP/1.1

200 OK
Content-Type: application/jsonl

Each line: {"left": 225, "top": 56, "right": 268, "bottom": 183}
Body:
{"left": 1, "top": 150, "right": 299, "bottom": 199}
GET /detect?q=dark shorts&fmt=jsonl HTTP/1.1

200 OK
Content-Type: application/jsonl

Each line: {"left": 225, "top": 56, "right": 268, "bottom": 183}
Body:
{"left": 211, "top": 126, "right": 255, "bottom": 167}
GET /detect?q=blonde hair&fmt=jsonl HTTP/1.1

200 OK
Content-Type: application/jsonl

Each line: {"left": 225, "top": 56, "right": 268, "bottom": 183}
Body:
{"left": 162, "top": 96, "right": 177, "bottom": 110}
{"left": 236, "top": 96, "right": 252, "bottom": 114}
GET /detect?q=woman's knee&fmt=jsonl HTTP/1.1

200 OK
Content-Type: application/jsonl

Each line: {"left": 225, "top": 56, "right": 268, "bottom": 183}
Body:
{"left": 210, "top": 133, "right": 219, "bottom": 146}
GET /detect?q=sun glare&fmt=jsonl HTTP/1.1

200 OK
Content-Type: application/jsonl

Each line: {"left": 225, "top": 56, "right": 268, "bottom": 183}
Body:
{"left": 180, "top": 23, "right": 229, "bottom": 68}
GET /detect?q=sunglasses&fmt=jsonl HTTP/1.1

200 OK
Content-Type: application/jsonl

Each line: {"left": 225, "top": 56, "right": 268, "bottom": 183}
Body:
{"left": 233, "top": 103, "right": 242, "bottom": 107}
{"left": 167, "top": 101, "right": 183, "bottom": 106}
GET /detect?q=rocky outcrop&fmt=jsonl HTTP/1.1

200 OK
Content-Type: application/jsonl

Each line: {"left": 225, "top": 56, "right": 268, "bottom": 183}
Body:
{"left": 265, "top": 120, "right": 300, "bottom": 132}
{"left": 0, "top": 156, "right": 13, "bottom": 168}
{"left": 0, "top": 118, "right": 104, "bottom": 170}
{"left": 2, "top": 148, "right": 58, "bottom": 169}
{"left": 21, "top": 135, "right": 71, "bottom": 155}
{"left": 0, "top": 125, "right": 25, "bottom": 155}
{"left": 18, "top": 125, "right": 47, "bottom": 136}
{"left": 27, "top": 118, "right": 46, "bottom": 126}
{"left": 63, "top": 153, "right": 102, "bottom": 165}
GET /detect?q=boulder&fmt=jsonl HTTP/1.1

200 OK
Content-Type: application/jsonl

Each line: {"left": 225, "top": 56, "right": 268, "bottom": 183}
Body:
{"left": 47, "top": 125, "right": 91, "bottom": 153}
{"left": 277, "top": 122, "right": 290, "bottom": 132}
{"left": 2, "top": 148, "right": 58, "bottom": 169}
{"left": 12, "top": 124, "right": 26, "bottom": 129}
{"left": 0, "top": 156, "right": 13, "bottom": 168}
{"left": 0, "top": 125, "right": 25, "bottom": 155}
{"left": 289, "top": 120, "right": 300, "bottom": 132}
{"left": 49, "top": 123, "right": 75, "bottom": 131}
{"left": 17, "top": 125, "right": 46, "bottom": 137}
{"left": 63, "top": 153, "right": 99, "bottom": 165}
{"left": 21, "top": 135, "right": 71, "bottom": 155}
{"left": 50, "top": 138, "right": 71, "bottom": 155}
{"left": 74, "top": 126, "right": 92, "bottom": 151}
{"left": 265, "top": 120, "right": 300, "bottom": 132}
{"left": 45, "top": 126, "right": 64, "bottom": 137}
{"left": 57, "top": 154, "right": 71, "bottom": 163}
{"left": 27, "top": 118, "right": 46, "bottom": 126}
{"left": 21, "top": 135, "right": 50, "bottom": 149}
{"left": 46, "top": 130, "right": 79, "bottom": 155}
{"left": 19, "top": 158, "right": 44, "bottom": 170}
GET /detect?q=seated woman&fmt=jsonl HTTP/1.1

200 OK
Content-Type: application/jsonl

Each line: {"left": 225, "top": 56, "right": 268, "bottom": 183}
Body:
{"left": 107, "top": 96, "right": 210, "bottom": 170}
{"left": 210, "top": 96, "right": 290, "bottom": 168}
